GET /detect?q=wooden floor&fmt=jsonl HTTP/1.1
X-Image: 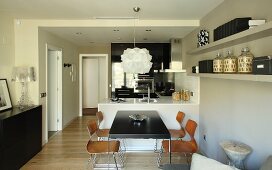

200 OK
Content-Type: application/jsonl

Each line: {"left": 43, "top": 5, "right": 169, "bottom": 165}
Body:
{"left": 83, "top": 108, "right": 98, "bottom": 116}
{"left": 22, "top": 116, "right": 188, "bottom": 170}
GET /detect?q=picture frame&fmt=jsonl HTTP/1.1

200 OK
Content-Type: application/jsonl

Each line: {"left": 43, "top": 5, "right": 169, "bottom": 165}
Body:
{"left": 0, "top": 79, "right": 12, "bottom": 112}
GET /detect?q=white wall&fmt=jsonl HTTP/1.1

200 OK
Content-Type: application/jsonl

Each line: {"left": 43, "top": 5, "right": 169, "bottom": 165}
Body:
{"left": 175, "top": 73, "right": 200, "bottom": 104}
{"left": 0, "top": 13, "right": 15, "bottom": 102}
{"left": 38, "top": 29, "right": 79, "bottom": 144}
{"left": 200, "top": 79, "right": 272, "bottom": 169}
{"left": 182, "top": 0, "right": 272, "bottom": 169}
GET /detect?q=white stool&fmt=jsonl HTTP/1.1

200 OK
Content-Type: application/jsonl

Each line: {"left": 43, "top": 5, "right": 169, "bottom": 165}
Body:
{"left": 220, "top": 140, "right": 252, "bottom": 169}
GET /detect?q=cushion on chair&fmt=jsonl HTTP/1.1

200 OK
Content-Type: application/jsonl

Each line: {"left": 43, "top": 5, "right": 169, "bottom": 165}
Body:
{"left": 190, "top": 153, "right": 240, "bottom": 170}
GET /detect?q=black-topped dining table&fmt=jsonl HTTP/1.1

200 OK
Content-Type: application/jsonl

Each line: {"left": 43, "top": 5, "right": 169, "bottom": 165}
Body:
{"left": 109, "top": 110, "right": 172, "bottom": 163}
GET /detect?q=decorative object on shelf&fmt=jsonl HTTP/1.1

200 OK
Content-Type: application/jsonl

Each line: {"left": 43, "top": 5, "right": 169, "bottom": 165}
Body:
{"left": 0, "top": 79, "right": 12, "bottom": 111}
{"left": 213, "top": 52, "right": 224, "bottom": 73}
{"left": 129, "top": 113, "right": 148, "bottom": 122}
{"left": 220, "top": 140, "right": 252, "bottom": 169}
{"left": 188, "top": 21, "right": 270, "bottom": 55}
{"left": 197, "top": 30, "right": 209, "bottom": 47}
{"left": 252, "top": 56, "right": 272, "bottom": 75}
{"left": 121, "top": 7, "right": 153, "bottom": 74}
{"left": 12, "top": 66, "right": 35, "bottom": 109}
{"left": 224, "top": 50, "right": 237, "bottom": 73}
{"left": 238, "top": 47, "right": 254, "bottom": 73}
{"left": 214, "top": 17, "right": 251, "bottom": 41}
{"left": 199, "top": 60, "right": 213, "bottom": 73}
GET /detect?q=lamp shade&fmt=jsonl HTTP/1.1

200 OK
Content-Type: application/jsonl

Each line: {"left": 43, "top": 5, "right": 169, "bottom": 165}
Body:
{"left": 12, "top": 66, "right": 35, "bottom": 82}
{"left": 121, "top": 47, "right": 153, "bottom": 74}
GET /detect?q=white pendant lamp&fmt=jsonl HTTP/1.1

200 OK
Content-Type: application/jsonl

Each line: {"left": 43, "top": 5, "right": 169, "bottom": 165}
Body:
{"left": 121, "top": 7, "right": 153, "bottom": 74}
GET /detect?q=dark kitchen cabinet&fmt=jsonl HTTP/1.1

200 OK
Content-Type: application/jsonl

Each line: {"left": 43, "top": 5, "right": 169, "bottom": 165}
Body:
{"left": 111, "top": 43, "right": 171, "bottom": 69}
{"left": 0, "top": 105, "right": 42, "bottom": 170}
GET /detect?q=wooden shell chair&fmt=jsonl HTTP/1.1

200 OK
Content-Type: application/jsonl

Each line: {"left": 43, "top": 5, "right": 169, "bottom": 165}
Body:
{"left": 96, "top": 111, "right": 126, "bottom": 152}
{"left": 169, "top": 111, "right": 186, "bottom": 138}
{"left": 86, "top": 120, "right": 124, "bottom": 169}
{"left": 154, "top": 111, "right": 186, "bottom": 152}
{"left": 157, "top": 119, "right": 198, "bottom": 167}
{"left": 96, "top": 111, "right": 110, "bottom": 139}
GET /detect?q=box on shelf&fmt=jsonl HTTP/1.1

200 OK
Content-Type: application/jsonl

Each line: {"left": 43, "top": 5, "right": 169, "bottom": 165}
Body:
{"left": 214, "top": 17, "right": 251, "bottom": 41}
{"left": 199, "top": 60, "right": 213, "bottom": 73}
{"left": 252, "top": 56, "right": 272, "bottom": 75}
{"left": 249, "top": 20, "right": 266, "bottom": 26}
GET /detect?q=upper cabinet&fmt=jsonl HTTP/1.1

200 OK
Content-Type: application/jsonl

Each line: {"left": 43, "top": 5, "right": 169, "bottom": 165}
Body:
{"left": 111, "top": 43, "right": 171, "bottom": 70}
{"left": 187, "top": 21, "right": 272, "bottom": 55}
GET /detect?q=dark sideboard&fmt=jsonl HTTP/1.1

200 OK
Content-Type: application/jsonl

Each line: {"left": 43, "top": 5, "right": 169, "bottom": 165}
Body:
{"left": 0, "top": 105, "right": 42, "bottom": 170}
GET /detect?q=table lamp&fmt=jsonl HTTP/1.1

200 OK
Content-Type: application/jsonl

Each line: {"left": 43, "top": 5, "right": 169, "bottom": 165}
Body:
{"left": 12, "top": 66, "right": 35, "bottom": 109}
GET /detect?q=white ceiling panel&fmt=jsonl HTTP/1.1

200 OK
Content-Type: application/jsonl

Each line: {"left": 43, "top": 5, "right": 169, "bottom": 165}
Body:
{"left": 1, "top": 0, "right": 224, "bottom": 46}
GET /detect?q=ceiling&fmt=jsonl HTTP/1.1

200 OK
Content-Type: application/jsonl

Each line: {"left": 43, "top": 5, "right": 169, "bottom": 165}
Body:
{"left": 0, "top": 0, "right": 224, "bottom": 46}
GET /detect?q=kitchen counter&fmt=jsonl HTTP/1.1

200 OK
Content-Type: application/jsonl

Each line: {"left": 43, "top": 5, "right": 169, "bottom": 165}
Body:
{"left": 98, "top": 96, "right": 199, "bottom": 151}
{"left": 100, "top": 95, "right": 198, "bottom": 105}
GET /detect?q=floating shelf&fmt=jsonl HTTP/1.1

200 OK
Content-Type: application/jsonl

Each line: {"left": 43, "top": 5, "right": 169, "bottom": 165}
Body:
{"left": 187, "top": 73, "right": 272, "bottom": 83}
{"left": 187, "top": 21, "right": 272, "bottom": 55}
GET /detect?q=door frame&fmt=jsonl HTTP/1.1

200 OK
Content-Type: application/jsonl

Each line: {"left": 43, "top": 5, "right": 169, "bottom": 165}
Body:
{"left": 46, "top": 44, "right": 63, "bottom": 141}
{"left": 79, "top": 54, "right": 109, "bottom": 116}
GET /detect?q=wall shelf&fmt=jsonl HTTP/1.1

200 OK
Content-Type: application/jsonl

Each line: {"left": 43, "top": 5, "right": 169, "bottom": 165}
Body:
{"left": 187, "top": 73, "right": 272, "bottom": 83}
{"left": 187, "top": 21, "right": 272, "bottom": 55}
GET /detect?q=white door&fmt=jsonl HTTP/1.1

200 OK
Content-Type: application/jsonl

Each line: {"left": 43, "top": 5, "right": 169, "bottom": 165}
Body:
{"left": 47, "top": 50, "right": 58, "bottom": 131}
{"left": 83, "top": 58, "right": 99, "bottom": 108}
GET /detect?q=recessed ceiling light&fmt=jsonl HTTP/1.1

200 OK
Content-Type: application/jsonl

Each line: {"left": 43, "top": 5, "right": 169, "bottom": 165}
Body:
{"left": 75, "top": 32, "right": 82, "bottom": 35}
{"left": 145, "top": 29, "right": 152, "bottom": 32}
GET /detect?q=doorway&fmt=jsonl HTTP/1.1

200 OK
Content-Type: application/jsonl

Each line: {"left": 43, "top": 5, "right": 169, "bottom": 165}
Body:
{"left": 46, "top": 44, "right": 63, "bottom": 140}
{"left": 79, "top": 54, "right": 108, "bottom": 116}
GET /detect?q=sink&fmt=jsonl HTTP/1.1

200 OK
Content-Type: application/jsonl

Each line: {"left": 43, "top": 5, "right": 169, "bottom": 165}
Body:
{"left": 138, "top": 98, "right": 157, "bottom": 103}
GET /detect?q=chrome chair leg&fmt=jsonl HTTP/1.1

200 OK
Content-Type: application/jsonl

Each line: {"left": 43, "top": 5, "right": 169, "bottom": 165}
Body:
{"left": 113, "top": 153, "right": 118, "bottom": 169}
{"left": 86, "top": 156, "right": 93, "bottom": 170}
{"left": 118, "top": 143, "right": 125, "bottom": 168}
{"left": 154, "top": 139, "right": 158, "bottom": 152}
{"left": 157, "top": 146, "right": 163, "bottom": 167}
{"left": 121, "top": 139, "right": 126, "bottom": 152}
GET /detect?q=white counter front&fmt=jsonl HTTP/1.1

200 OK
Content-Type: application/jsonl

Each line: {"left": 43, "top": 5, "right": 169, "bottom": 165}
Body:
{"left": 98, "top": 97, "right": 199, "bottom": 151}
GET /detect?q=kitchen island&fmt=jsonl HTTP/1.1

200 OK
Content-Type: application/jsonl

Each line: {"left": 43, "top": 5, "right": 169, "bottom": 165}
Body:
{"left": 98, "top": 96, "right": 199, "bottom": 151}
